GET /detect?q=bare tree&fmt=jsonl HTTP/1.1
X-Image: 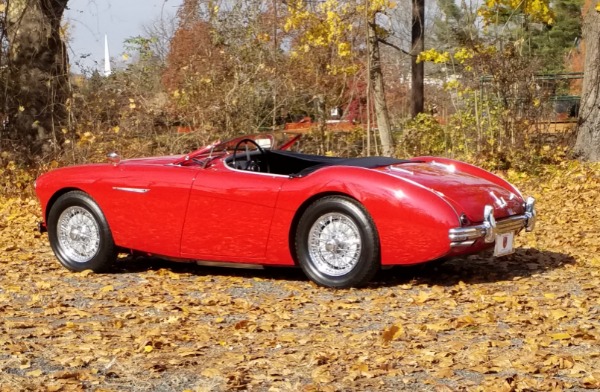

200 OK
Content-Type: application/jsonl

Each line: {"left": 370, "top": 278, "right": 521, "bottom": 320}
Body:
{"left": 367, "top": 20, "right": 394, "bottom": 156}
{"left": 574, "top": 7, "right": 600, "bottom": 161}
{"left": 5, "top": 0, "right": 70, "bottom": 156}
{"left": 142, "top": 8, "right": 178, "bottom": 64}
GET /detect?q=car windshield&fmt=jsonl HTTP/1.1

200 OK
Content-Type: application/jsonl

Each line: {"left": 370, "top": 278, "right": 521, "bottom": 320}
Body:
{"left": 180, "top": 132, "right": 301, "bottom": 165}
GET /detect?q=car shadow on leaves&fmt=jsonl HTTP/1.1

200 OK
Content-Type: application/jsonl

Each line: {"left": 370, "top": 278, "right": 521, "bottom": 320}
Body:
{"left": 374, "top": 248, "right": 576, "bottom": 288}
{"left": 108, "top": 248, "right": 575, "bottom": 288}
{"left": 111, "top": 256, "right": 309, "bottom": 283}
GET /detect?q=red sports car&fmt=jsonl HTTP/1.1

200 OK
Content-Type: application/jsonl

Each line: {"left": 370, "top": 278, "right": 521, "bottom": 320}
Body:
{"left": 35, "top": 133, "right": 536, "bottom": 288}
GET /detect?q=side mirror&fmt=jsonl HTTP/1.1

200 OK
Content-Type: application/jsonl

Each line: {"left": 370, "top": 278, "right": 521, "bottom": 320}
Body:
{"left": 107, "top": 152, "right": 121, "bottom": 166}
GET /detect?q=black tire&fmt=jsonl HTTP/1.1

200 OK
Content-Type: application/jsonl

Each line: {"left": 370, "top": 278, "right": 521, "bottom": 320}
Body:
{"left": 47, "top": 191, "right": 117, "bottom": 272}
{"left": 295, "top": 196, "right": 380, "bottom": 288}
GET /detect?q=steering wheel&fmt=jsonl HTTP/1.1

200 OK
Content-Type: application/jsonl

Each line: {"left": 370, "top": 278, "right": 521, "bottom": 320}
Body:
{"left": 231, "top": 138, "right": 270, "bottom": 173}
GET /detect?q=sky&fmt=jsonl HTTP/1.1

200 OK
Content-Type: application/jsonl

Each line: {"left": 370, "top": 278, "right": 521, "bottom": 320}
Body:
{"left": 65, "top": 0, "right": 182, "bottom": 73}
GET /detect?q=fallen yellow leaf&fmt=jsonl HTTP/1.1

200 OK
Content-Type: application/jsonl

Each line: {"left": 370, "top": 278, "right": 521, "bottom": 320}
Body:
{"left": 550, "top": 332, "right": 571, "bottom": 340}
{"left": 382, "top": 324, "right": 405, "bottom": 342}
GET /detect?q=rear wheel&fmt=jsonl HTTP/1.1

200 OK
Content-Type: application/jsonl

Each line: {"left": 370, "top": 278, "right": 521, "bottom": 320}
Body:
{"left": 295, "top": 196, "right": 380, "bottom": 288}
{"left": 47, "top": 191, "right": 117, "bottom": 272}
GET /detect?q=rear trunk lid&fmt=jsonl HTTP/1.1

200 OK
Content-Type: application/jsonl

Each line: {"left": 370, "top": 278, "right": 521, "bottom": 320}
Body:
{"left": 380, "top": 162, "right": 524, "bottom": 222}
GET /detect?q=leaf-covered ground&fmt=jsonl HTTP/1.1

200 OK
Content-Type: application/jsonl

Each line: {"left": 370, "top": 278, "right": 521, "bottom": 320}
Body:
{"left": 1, "top": 162, "right": 599, "bottom": 392}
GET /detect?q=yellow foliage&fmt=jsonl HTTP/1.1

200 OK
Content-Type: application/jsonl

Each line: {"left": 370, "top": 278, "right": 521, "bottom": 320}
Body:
{"left": 443, "top": 79, "right": 461, "bottom": 91}
{"left": 78, "top": 131, "right": 95, "bottom": 144}
{"left": 284, "top": 0, "right": 394, "bottom": 76}
{"left": 257, "top": 33, "right": 271, "bottom": 42}
{"left": 337, "top": 42, "right": 351, "bottom": 58}
{"left": 479, "top": 0, "right": 554, "bottom": 25}
{"left": 453, "top": 47, "right": 474, "bottom": 63}
{"left": 417, "top": 48, "right": 450, "bottom": 64}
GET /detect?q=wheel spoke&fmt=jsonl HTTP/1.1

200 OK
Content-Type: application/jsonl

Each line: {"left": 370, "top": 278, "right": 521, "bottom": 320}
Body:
{"left": 307, "top": 212, "right": 362, "bottom": 276}
{"left": 57, "top": 206, "right": 101, "bottom": 263}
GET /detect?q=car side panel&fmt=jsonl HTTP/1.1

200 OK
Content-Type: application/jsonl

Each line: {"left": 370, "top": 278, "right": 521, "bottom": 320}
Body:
{"left": 265, "top": 166, "right": 459, "bottom": 266}
{"left": 180, "top": 163, "right": 286, "bottom": 260}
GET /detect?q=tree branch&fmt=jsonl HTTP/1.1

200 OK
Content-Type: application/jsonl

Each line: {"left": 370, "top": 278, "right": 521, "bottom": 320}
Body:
{"left": 377, "top": 38, "right": 413, "bottom": 57}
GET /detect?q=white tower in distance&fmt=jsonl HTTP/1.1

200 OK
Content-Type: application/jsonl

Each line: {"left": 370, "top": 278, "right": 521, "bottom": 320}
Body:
{"left": 104, "top": 34, "right": 112, "bottom": 76}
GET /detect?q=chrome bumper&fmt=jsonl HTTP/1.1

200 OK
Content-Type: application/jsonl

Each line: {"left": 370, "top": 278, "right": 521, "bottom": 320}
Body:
{"left": 449, "top": 197, "right": 536, "bottom": 247}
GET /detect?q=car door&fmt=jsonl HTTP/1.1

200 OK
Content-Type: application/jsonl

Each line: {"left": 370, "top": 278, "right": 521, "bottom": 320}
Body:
{"left": 97, "top": 164, "right": 200, "bottom": 257}
{"left": 180, "top": 168, "right": 287, "bottom": 261}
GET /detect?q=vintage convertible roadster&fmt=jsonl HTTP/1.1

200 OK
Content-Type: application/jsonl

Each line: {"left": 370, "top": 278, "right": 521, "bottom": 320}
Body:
{"left": 35, "top": 133, "right": 536, "bottom": 288}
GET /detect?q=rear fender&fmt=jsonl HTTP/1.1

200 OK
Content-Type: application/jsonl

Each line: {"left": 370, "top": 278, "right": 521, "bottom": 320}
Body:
{"left": 267, "top": 166, "right": 460, "bottom": 266}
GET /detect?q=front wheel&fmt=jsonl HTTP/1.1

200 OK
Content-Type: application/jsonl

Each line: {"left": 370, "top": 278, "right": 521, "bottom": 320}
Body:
{"left": 47, "top": 191, "right": 117, "bottom": 272}
{"left": 295, "top": 196, "right": 380, "bottom": 288}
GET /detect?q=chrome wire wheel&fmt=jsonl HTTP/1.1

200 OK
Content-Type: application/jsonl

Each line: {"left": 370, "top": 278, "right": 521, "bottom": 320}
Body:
{"left": 48, "top": 191, "right": 117, "bottom": 272}
{"left": 296, "top": 196, "right": 380, "bottom": 288}
{"left": 56, "top": 206, "right": 101, "bottom": 263}
{"left": 307, "top": 212, "right": 362, "bottom": 276}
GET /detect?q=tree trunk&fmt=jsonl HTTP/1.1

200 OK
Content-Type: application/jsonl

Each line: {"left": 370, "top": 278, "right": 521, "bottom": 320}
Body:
{"left": 368, "top": 21, "right": 394, "bottom": 157}
{"left": 5, "top": 0, "right": 70, "bottom": 156}
{"left": 411, "top": 0, "right": 425, "bottom": 117}
{"left": 574, "top": 7, "right": 600, "bottom": 161}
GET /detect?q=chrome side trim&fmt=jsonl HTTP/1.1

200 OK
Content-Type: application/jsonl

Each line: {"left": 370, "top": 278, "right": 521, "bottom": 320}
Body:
{"left": 195, "top": 260, "right": 265, "bottom": 270}
{"left": 449, "top": 197, "right": 536, "bottom": 248}
{"left": 113, "top": 187, "right": 150, "bottom": 194}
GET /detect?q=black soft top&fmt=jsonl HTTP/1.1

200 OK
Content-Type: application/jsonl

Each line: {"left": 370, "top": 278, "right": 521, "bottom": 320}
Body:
{"left": 267, "top": 150, "right": 410, "bottom": 177}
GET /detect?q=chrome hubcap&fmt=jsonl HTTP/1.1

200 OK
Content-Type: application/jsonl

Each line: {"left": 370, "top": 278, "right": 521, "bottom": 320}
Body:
{"left": 308, "top": 213, "right": 362, "bottom": 276}
{"left": 57, "top": 206, "right": 100, "bottom": 263}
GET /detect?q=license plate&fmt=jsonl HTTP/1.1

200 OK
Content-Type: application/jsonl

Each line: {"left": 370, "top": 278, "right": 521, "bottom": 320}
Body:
{"left": 494, "top": 232, "right": 515, "bottom": 256}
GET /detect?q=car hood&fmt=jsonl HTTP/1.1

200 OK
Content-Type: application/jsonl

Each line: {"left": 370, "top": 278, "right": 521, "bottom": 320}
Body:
{"left": 380, "top": 162, "right": 524, "bottom": 222}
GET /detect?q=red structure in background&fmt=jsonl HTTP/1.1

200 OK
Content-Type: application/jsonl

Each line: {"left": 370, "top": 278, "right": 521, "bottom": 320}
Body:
{"left": 284, "top": 117, "right": 359, "bottom": 132}
{"left": 284, "top": 81, "right": 377, "bottom": 132}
